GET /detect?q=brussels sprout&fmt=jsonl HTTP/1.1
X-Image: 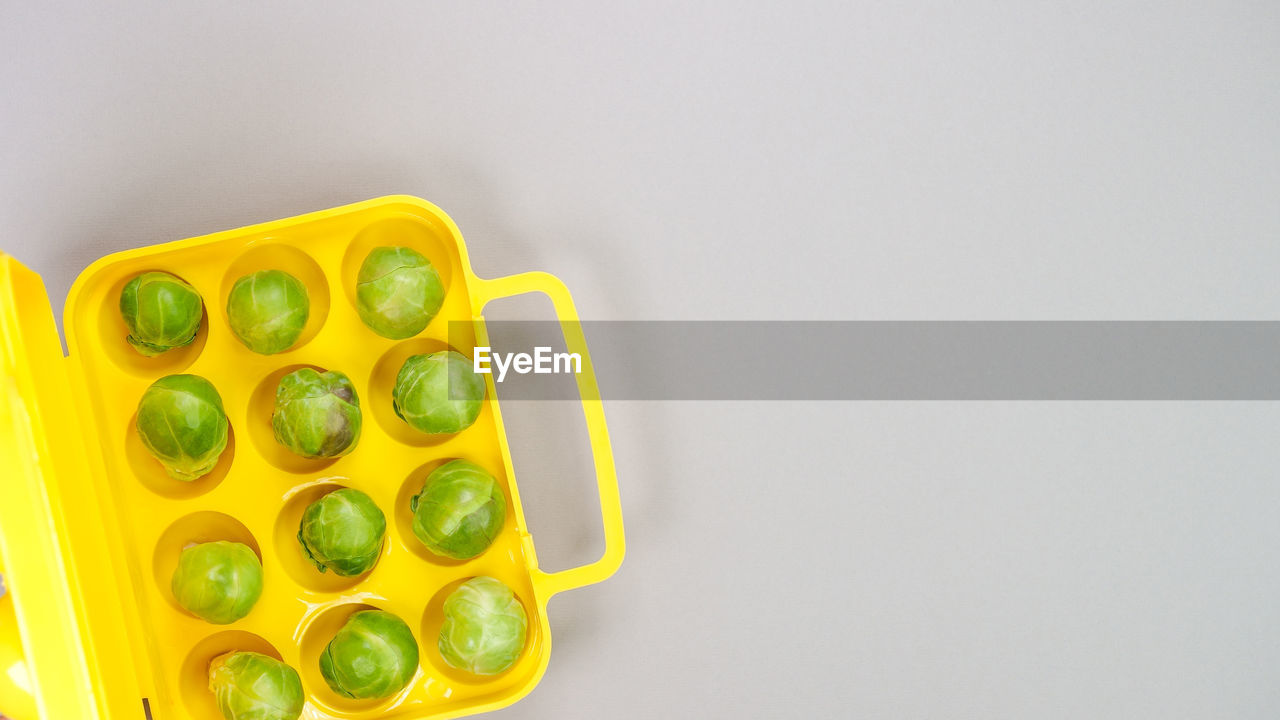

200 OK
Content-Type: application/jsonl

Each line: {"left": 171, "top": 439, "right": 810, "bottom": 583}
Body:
{"left": 208, "top": 651, "right": 304, "bottom": 720}
{"left": 171, "top": 541, "right": 262, "bottom": 624}
{"left": 298, "top": 488, "right": 386, "bottom": 576}
{"left": 136, "top": 374, "right": 229, "bottom": 481}
{"left": 226, "top": 270, "right": 310, "bottom": 354}
{"left": 438, "top": 576, "right": 528, "bottom": 676}
{"left": 271, "top": 368, "right": 362, "bottom": 459}
{"left": 119, "top": 271, "right": 203, "bottom": 356}
{"left": 392, "top": 351, "right": 484, "bottom": 435}
{"left": 319, "top": 609, "right": 418, "bottom": 700}
{"left": 355, "top": 246, "right": 444, "bottom": 339}
{"left": 410, "top": 460, "right": 505, "bottom": 560}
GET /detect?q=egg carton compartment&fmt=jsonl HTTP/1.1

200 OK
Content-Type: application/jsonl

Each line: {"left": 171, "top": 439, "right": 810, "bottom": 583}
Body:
{"left": 178, "top": 630, "right": 285, "bottom": 720}
{"left": 63, "top": 200, "right": 555, "bottom": 719}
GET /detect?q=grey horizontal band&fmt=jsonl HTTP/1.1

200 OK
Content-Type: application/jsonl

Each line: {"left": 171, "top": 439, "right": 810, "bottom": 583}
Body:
{"left": 449, "top": 321, "right": 1280, "bottom": 400}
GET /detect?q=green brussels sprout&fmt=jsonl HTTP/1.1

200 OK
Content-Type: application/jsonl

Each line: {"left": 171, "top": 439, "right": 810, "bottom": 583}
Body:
{"left": 392, "top": 351, "right": 484, "bottom": 435}
{"left": 438, "top": 576, "right": 528, "bottom": 676}
{"left": 298, "top": 488, "right": 386, "bottom": 576}
{"left": 119, "top": 271, "right": 203, "bottom": 356}
{"left": 136, "top": 374, "right": 229, "bottom": 481}
{"left": 271, "top": 368, "right": 362, "bottom": 459}
{"left": 171, "top": 541, "right": 262, "bottom": 624}
{"left": 319, "top": 609, "right": 418, "bottom": 700}
{"left": 355, "top": 246, "right": 445, "bottom": 339}
{"left": 226, "top": 270, "right": 310, "bottom": 354}
{"left": 208, "top": 651, "right": 304, "bottom": 720}
{"left": 410, "top": 460, "right": 506, "bottom": 560}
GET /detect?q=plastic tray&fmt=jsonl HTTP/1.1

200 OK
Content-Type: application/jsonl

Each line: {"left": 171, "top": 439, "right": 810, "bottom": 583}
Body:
{"left": 0, "top": 196, "right": 624, "bottom": 720}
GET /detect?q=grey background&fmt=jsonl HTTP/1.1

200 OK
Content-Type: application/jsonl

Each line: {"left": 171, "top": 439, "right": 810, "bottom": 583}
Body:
{"left": 3, "top": 1, "right": 1279, "bottom": 718}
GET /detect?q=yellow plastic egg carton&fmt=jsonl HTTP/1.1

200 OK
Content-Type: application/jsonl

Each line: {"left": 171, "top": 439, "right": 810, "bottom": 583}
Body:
{"left": 0, "top": 196, "right": 624, "bottom": 720}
